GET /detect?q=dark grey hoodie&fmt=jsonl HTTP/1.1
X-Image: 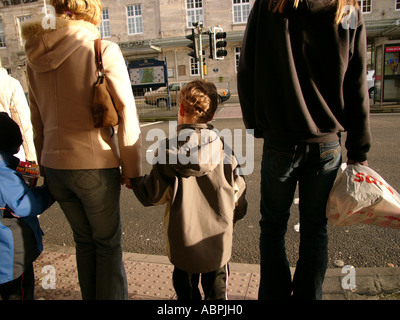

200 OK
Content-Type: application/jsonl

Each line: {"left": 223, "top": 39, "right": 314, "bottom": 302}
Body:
{"left": 238, "top": 0, "right": 371, "bottom": 162}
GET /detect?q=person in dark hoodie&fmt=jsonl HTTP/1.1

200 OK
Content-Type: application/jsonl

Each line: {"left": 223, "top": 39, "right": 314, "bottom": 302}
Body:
{"left": 131, "top": 80, "right": 247, "bottom": 300}
{"left": 238, "top": 0, "right": 371, "bottom": 300}
{"left": 0, "top": 112, "right": 54, "bottom": 300}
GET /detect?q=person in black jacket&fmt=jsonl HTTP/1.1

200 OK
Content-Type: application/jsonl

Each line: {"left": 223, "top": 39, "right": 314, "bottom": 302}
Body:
{"left": 238, "top": 0, "right": 371, "bottom": 300}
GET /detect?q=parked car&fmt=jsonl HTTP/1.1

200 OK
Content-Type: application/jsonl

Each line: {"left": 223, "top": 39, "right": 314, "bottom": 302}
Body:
{"left": 367, "top": 70, "right": 375, "bottom": 99}
{"left": 144, "top": 81, "right": 231, "bottom": 108}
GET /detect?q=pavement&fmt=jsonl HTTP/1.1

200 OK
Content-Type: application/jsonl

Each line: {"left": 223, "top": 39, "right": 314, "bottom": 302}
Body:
{"left": 30, "top": 101, "right": 400, "bottom": 301}
{"left": 33, "top": 243, "right": 400, "bottom": 301}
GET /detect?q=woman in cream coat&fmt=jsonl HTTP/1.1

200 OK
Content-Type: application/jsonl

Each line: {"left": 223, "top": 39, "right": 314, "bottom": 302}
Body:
{"left": 22, "top": 0, "right": 141, "bottom": 300}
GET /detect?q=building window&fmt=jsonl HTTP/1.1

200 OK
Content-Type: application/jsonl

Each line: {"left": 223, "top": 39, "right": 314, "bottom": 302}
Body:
{"left": 233, "top": 0, "right": 250, "bottom": 24}
{"left": 99, "top": 9, "right": 111, "bottom": 38}
{"left": 190, "top": 57, "right": 200, "bottom": 76}
{"left": 17, "top": 15, "right": 32, "bottom": 46}
{"left": 0, "top": 18, "right": 6, "bottom": 48}
{"left": 186, "top": 0, "right": 203, "bottom": 28}
{"left": 358, "top": 0, "right": 372, "bottom": 13}
{"left": 127, "top": 4, "right": 143, "bottom": 35}
{"left": 396, "top": 0, "right": 400, "bottom": 10}
{"left": 235, "top": 47, "right": 241, "bottom": 73}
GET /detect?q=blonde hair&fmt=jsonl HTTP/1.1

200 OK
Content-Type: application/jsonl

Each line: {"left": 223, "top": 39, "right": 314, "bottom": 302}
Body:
{"left": 179, "top": 80, "right": 219, "bottom": 123}
{"left": 50, "top": 0, "right": 103, "bottom": 25}
{"left": 269, "top": 0, "right": 359, "bottom": 24}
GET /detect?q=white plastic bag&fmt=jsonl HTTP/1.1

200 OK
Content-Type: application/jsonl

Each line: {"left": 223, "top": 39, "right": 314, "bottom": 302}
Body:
{"left": 326, "top": 164, "right": 400, "bottom": 229}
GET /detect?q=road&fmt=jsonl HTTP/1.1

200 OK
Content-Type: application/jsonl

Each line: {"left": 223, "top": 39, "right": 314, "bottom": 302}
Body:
{"left": 38, "top": 112, "right": 400, "bottom": 269}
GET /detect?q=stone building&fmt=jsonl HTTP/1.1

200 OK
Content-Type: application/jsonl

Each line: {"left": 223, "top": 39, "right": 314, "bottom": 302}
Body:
{"left": 0, "top": 0, "right": 399, "bottom": 98}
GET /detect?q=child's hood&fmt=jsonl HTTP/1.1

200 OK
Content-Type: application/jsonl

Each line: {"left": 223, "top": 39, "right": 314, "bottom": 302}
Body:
{"left": 160, "top": 124, "right": 223, "bottom": 178}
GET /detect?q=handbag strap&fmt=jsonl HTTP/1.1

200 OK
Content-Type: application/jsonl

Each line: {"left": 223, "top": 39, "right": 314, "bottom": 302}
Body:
{"left": 95, "top": 38, "right": 105, "bottom": 78}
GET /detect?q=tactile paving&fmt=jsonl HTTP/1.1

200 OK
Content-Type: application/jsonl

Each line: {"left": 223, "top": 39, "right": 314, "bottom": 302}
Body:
{"left": 32, "top": 250, "right": 259, "bottom": 300}
{"left": 228, "top": 272, "right": 259, "bottom": 300}
{"left": 126, "top": 262, "right": 176, "bottom": 300}
{"left": 33, "top": 251, "right": 82, "bottom": 300}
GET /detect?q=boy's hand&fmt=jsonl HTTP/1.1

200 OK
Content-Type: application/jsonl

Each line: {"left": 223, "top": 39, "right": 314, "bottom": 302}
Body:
{"left": 121, "top": 176, "right": 133, "bottom": 189}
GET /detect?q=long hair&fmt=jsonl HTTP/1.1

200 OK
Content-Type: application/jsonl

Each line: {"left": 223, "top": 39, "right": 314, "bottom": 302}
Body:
{"left": 269, "top": 0, "right": 359, "bottom": 24}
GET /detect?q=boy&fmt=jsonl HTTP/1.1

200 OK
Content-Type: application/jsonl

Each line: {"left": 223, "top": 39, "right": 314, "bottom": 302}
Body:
{"left": 131, "top": 80, "right": 247, "bottom": 300}
{"left": 0, "top": 112, "right": 54, "bottom": 300}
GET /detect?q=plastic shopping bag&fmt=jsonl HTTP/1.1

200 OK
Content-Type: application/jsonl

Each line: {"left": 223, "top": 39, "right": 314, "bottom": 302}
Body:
{"left": 326, "top": 164, "right": 400, "bottom": 229}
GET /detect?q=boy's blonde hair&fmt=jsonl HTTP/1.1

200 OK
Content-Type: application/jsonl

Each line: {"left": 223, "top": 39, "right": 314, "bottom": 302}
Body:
{"left": 179, "top": 80, "right": 219, "bottom": 123}
{"left": 269, "top": 0, "right": 359, "bottom": 24}
{"left": 50, "top": 0, "right": 103, "bottom": 26}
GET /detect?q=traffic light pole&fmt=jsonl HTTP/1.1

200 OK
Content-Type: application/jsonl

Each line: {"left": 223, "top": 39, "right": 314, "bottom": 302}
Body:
{"left": 186, "top": 23, "right": 226, "bottom": 79}
{"left": 197, "top": 23, "right": 204, "bottom": 79}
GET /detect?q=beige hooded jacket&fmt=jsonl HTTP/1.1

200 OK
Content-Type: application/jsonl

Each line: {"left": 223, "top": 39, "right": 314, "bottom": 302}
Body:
{"left": 0, "top": 68, "right": 36, "bottom": 162}
{"left": 132, "top": 124, "right": 247, "bottom": 273}
{"left": 21, "top": 17, "right": 141, "bottom": 178}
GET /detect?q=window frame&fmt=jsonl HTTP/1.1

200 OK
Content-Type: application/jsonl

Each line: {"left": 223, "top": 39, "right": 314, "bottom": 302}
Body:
{"left": 0, "top": 17, "right": 6, "bottom": 48}
{"left": 235, "top": 47, "right": 241, "bottom": 73}
{"left": 358, "top": 0, "right": 372, "bottom": 14}
{"left": 189, "top": 57, "right": 200, "bottom": 76}
{"left": 127, "top": 4, "right": 144, "bottom": 35}
{"left": 232, "top": 0, "right": 251, "bottom": 24}
{"left": 99, "top": 8, "right": 111, "bottom": 38}
{"left": 186, "top": 0, "right": 204, "bottom": 28}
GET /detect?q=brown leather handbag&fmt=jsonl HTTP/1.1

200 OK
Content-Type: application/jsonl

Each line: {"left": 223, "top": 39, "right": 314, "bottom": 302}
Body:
{"left": 92, "top": 39, "right": 119, "bottom": 128}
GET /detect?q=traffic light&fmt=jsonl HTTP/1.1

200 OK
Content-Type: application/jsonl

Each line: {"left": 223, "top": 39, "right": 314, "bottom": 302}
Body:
{"left": 186, "top": 28, "right": 198, "bottom": 61}
{"left": 213, "top": 27, "right": 227, "bottom": 60}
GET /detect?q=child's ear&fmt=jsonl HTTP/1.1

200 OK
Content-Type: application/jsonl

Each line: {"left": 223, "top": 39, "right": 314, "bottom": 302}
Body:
{"left": 179, "top": 103, "right": 185, "bottom": 117}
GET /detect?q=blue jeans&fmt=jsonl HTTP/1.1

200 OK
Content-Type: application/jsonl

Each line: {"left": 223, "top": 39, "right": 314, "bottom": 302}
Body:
{"left": 45, "top": 168, "right": 128, "bottom": 300}
{"left": 259, "top": 138, "right": 342, "bottom": 300}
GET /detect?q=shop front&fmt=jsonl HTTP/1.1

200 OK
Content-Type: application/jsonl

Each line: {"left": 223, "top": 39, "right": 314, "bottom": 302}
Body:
{"left": 375, "top": 41, "right": 400, "bottom": 104}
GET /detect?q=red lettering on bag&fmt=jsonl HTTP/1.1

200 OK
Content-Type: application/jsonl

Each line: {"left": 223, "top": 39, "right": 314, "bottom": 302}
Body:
{"left": 385, "top": 216, "right": 400, "bottom": 222}
{"left": 354, "top": 172, "right": 364, "bottom": 182}
{"left": 354, "top": 171, "right": 395, "bottom": 195}
{"left": 366, "top": 175, "right": 378, "bottom": 184}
